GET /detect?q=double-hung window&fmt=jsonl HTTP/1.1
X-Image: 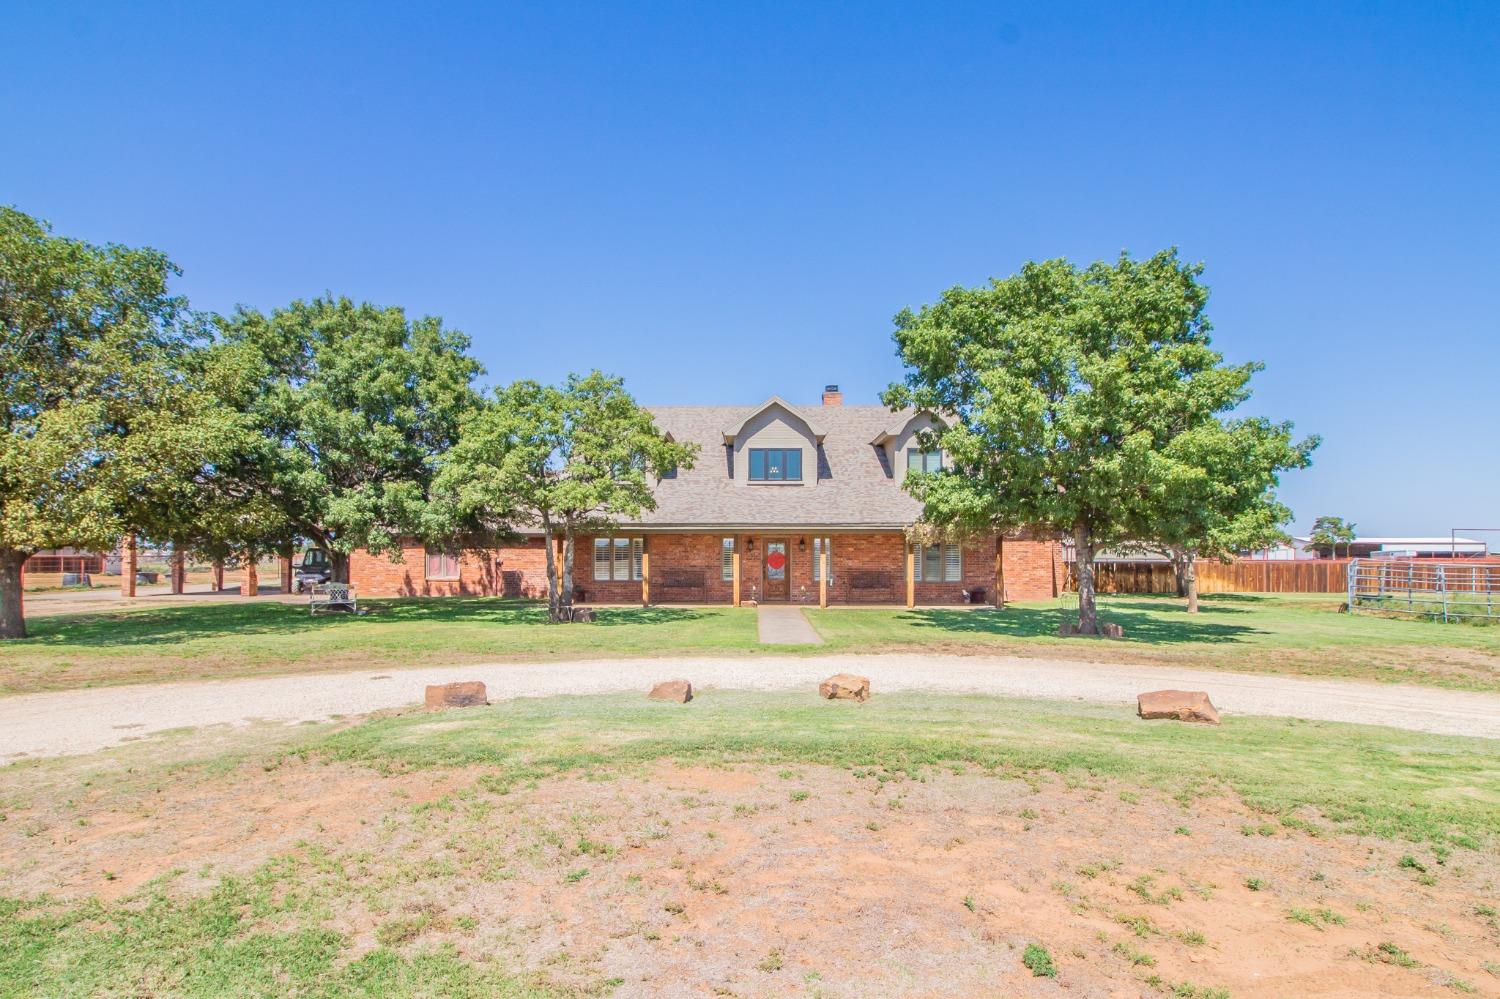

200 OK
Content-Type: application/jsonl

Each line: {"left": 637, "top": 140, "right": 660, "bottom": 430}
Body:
{"left": 721, "top": 537, "right": 735, "bottom": 581}
{"left": 812, "top": 537, "right": 833, "bottom": 582}
{"left": 748, "top": 447, "right": 802, "bottom": 482}
{"left": 424, "top": 546, "right": 460, "bottom": 581}
{"left": 913, "top": 542, "right": 961, "bottom": 582}
{"left": 906, "top": 449, "right": 943, "bottom": 473}
{"left": 593, "top": 537, "right": 643, "bottom": 581}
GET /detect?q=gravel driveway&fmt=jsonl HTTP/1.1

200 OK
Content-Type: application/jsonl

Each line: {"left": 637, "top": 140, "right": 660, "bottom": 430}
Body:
{"left": 4, "top": 654, "right": 1498, "bottom": 761}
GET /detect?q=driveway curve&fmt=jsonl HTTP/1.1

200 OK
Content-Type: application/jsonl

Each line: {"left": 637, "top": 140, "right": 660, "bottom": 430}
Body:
{"left": 3, "top": 653, "right": 1498, "bottom": 761}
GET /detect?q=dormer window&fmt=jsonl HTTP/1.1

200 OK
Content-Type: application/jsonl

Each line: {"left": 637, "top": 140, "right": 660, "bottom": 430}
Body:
{"left": 749, "top": 447, "right": 802, "bottom": 482}
{"left": 906, "top": 449, "right": 943, "bottom": 473}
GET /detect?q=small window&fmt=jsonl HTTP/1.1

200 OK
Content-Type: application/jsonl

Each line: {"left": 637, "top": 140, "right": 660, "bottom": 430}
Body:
{"left": 913, "top": 542, "right": 961, "bottom": 582}
{"left": 906, "top": 449, "right": 942, "bottom": 473}
{"left": 594, "top": 537, "right": 644, "bottom": 581}
{"left": 424, "top": 546, "right": 460, "bottom": 581}
{"left": 748, "top": 447, "right": 802, "bottom": 482}
{"left": 721, "top": 537, "right": 735, "bottom": 581}
{"left": 812, "top": 537, "right": 833, "bottom": 582}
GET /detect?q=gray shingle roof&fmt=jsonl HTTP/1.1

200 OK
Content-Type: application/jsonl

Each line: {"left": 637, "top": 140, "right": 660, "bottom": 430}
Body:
{"left": 634, "top": 404, "right": 924, "bottom": 529}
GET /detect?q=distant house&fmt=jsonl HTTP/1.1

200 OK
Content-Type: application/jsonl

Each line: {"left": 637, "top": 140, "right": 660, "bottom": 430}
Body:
{"left": 350, "top": 386, "right": 1064, "bottom": 605}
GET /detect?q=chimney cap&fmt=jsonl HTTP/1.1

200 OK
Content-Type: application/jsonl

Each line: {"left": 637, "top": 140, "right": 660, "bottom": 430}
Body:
{"left": 824, "top": 384, "right": 839, "bottom": 392}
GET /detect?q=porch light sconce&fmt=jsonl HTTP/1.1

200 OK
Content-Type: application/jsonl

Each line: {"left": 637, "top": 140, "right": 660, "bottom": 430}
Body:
{"left": 798, "top": 538, "right": 806, "bottom": 550}
{"left": 747, "top": 538, "right": 755, "bottom": 550}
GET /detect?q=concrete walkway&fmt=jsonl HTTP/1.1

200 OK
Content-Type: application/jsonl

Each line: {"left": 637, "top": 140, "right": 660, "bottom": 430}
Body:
{"left": 756, "top": 605, "right": 824, "bottom": 645}
{"left": 4, "top": 653, "right": 1499, "bottom": 761}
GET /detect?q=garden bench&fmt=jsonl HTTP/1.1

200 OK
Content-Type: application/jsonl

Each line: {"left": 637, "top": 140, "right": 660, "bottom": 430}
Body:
{"left": 309, "top": 582, "right": 358, "bottom": 615}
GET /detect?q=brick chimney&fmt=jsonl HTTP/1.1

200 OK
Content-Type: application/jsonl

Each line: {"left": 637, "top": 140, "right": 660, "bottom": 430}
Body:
{"left": 821, "top": 384, "right": 843, "bottom": 406}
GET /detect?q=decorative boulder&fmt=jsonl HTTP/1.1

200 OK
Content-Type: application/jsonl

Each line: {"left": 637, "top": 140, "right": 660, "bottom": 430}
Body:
{"left": 819, "top": 673, "right": 871, "bottom": 702}
{"left": 1099, "top": 622, "right": 1125, "bottom": 639}
{"left": 425, "top": 681, "right": 489, "bottom": 710}
{"left": 648, "top": 679, "right": 693, "bottom": 703}
{"left": 1137, "top": 689, "right": 1221, "bottom": 725}
{"left": 569, "top": 607, "right": 597, "bottom": 623}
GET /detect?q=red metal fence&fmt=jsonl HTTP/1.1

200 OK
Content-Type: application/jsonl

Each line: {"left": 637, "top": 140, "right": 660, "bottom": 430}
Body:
{"left": 23, "top": 555, "right": 105, "bottom": 575}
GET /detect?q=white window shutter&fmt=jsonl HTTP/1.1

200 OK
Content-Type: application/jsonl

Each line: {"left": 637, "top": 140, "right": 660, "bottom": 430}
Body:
{"left": 593, "top": 539, "right": 610, "bottom": 581}
{"left": 945, "top": 542, "right": 962, "bottom": 582}
{"left": 721, "top": 538, "right": 734, "bottom": 581}
{"left": 631, "top": 538, "right": 644, "bottom": 581}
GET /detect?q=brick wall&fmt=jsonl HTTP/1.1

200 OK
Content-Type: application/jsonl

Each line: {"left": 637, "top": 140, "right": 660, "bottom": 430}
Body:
{"left": 349, "top": 531, "right": 1062, "bottom": 605}
{"left": 1000, "top": 534, "right": 1063, "bottom": 602}
{"left": 350, "top": 540, "right": 549, "bottom": 598}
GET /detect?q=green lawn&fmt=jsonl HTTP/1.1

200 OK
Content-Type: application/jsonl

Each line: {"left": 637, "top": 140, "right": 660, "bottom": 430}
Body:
{"left": 0, "top": 599, "right": 758, "bottom": 695}
{"left": 812, "top": 593, "right": 1500, "bottom": 691}
{"left": 1, "top": 591, "right": 1496, "bottom": 695}
{"left": 2, "top": 692, "right": 1495, "bottom": 997}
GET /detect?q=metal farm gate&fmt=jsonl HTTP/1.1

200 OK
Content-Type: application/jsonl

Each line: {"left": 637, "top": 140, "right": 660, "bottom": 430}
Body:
{"left": 1347, "top": 557, "right": 1500, "bottom": 622}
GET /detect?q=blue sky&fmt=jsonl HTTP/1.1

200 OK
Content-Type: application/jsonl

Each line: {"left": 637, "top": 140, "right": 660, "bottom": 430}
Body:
{"left": 4, "top": 1, "right": 1497, "bottom": 536}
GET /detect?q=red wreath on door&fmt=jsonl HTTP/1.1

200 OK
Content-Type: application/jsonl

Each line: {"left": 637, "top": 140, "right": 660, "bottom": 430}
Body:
{"left": 766, "top": 551, "right": 786, "bottom": 571}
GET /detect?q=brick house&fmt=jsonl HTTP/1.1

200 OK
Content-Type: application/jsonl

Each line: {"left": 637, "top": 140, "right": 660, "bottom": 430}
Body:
{"left": 350, "top": 387, "right": 1064, "bottom": 606}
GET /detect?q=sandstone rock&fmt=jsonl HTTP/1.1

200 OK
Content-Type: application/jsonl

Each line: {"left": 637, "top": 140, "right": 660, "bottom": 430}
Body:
{"left": 819, "top": 673, "right": 870, "bottom": 702}
{"left": 1099, "top": 622, "right": 1124, "bottom": 639}
{"left": 568, "top": 607, "right": 597, "bottom": 623}
{"left": 425, "top": 681, "right": 488, "bottom": 710}
{"left": 1137, "top": 689, "right": 1220, "bottom": 725}
{"left": 648, "top": 679, "right": 693, "bottom": 703}
{"left": 1058, "top": 620, "right": 1124, "bottom": 638}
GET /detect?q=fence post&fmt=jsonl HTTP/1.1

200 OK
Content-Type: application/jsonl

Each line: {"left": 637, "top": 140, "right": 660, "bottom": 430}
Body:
{"left": 1347, "top": 558, "right": 1358, "bottom": 613}
{"left": 1437, "top": 565, "right": 1448, "bottom": 623}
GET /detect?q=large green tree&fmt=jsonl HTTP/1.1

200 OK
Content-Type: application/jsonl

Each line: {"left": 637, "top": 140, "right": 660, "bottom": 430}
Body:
{"left": 0, "top": 207, "right": 241, "bottom": 637}
{"left": 216, "top": 297, "right": 482, "bottom": 581}
{"left": 1147, "top": 416, "right": 1316, "bottom": 612}
{"left": 886, "top": 248, "right": 1306, "bottom": 634}
{"left": 433, "top": 371, "right": 697, "bottom": 622}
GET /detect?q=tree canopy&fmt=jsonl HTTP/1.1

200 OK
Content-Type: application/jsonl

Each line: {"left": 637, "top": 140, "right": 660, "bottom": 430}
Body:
{"left": 433, "top": 371, "right": 697, "bottom": 621}
{"left": 0, "top": 206, "right": 244, "bottom": 637}
{"left": 215, "top": 297, "right": 483, "bottom": 580}
{"left": 1308, "top": 515, "right": 1357, "bottom": 559}
{"left": 885, "top": 248, "right": 1315, "bottom": 632}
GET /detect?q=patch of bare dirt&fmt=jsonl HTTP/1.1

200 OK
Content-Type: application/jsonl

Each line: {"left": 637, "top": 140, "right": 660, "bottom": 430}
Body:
{"left": 2, "top": 753, "right": 1497, "bottom": 997}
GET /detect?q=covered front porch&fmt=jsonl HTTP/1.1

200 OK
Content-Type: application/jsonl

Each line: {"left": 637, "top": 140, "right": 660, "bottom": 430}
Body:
{"left": 579, "top": 530, "right": 1052, "bottom": 609}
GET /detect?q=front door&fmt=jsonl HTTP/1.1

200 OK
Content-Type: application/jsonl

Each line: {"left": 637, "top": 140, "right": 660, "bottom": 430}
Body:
{"left": 763, "top": 539, "right": 790, "bottom": 601}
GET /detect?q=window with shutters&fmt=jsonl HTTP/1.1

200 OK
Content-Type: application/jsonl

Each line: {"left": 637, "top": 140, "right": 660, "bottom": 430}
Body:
{"left": 424, "top": 546, "right": 460, "bottom": 581}
{"left": 721, "top": 537, "right": 735, "bottom": 581}
{"left": 812, "top": 537, "right": 833, "bottom": 581}
{"left": 913, "top": 542, "right": 961, "bottom": 582}
{"left": 593, "top": 537, "right": 643, "bottom": 581}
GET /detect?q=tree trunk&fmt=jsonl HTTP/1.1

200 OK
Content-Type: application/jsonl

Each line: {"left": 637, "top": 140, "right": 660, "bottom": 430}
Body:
{"left": 1184, "top": 554, "right": 1200, "bottom": 614}
{"left": 329, "top": 549, "right": 350, "bottom": 584}
{"left": 541, "top": 519, "right": 561, "bottom": 621}
{"left": 1170, "top": 551, "right": 1190, "bottom": 598}
{"left": 1073, "top": 521, "right": 1098, "bottom": 635}
{"left": 0, "top": 548, "right": 28, "bottom": 639}
{"left": 559, "top": 526, "right": 576, "bottom": 621}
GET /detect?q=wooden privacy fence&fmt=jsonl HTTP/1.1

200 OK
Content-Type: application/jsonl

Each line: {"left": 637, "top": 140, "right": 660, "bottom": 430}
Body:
{"left": 1065, "top": 559, "right": 1350, "bottom": 595}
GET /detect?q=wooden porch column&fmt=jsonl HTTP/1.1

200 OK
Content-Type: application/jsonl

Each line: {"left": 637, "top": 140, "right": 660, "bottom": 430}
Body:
{"left": 994, "top": 535, "right": 1006, "bottom": 609}
{"left": 641, "top": 539, "right": 651, "bottom": 606}
{"left": 279, "top": 549, "right": 294, "bottom": 593}
{"left": 211, "top": 558, "right": 224, "bottom": 592}
{"left": 243, "top": 552, "right": 259, "bottom": 597}
{"left": 819, "top": 546, "right": 828, "bottom": 609}
{"left": 170, "top": 549, "right": 186, "bottom": 594}
{"left": 905, "top": 544, "right": 915, "bottom": 609}
{"left": 731, "top": 538, "right": 742, "bottom": 607}
{"left": 121, "top": 534, "right": 138, "bottom": 598}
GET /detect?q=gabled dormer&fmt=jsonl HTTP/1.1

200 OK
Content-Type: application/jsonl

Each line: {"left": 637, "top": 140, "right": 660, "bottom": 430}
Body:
{"left": 871, "top": 410, "right": 947, "bottom": 478}
{"left": 722, "top": 396, "right": 826, "bottom": 488}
